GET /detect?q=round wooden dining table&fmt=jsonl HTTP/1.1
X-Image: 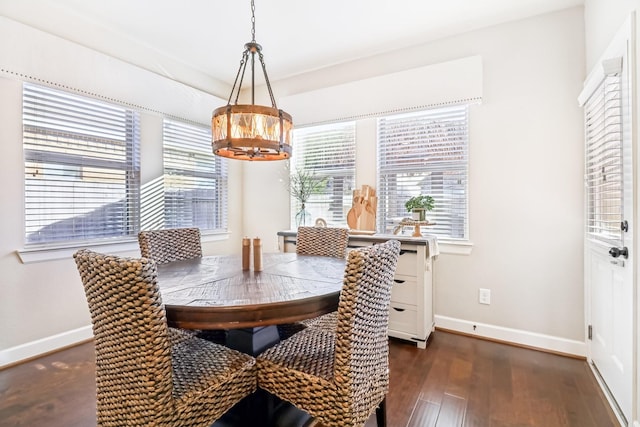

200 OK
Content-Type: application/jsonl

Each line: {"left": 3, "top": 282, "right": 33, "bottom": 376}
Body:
{"left": 157, "top": 252, "right": 346, "bottom": 426}
{"left": 157, "top": 252, "right": 346, "bottom": 353}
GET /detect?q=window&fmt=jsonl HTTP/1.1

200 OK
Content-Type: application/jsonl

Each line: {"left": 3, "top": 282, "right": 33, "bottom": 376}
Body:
{"left": 290, "top": 122, "right": 356, "bottom": 227}
{"left": 585, "top": 74, "right": 623, "bottom": 246}
{"left": 377, "top": 106, "right": 469, "bottom": 240}
{"left": 23, "top": 83, "right": 140, "bottom": 245}
{"left": 163, "top": 119, "right": 228, "bottom": 232}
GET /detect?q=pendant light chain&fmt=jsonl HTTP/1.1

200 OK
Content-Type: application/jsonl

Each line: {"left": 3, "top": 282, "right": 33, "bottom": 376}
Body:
{"left": 249, "top": 0, "right": 276, "bottom": 107}
{"left": 259, "top": 51, "right": 277, "bottom": 107}
{"left": 251, "top": 0, "right": 256, "bottom": 43}
{"left": 250, "top": 0, "right": 256, "bottom": 104}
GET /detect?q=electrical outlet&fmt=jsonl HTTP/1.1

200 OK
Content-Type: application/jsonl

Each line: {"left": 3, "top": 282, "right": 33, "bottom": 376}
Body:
{"left": 479, "top": 288, "right": 491, "bottom": 305}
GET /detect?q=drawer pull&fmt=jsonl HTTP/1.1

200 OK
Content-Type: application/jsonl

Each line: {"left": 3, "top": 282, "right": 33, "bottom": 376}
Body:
{"left": 392, "top": 307, "right": 406, "bottom": 312}
{"left": 393, "top": 279, "right": 406, "bottom": 284}
{"left": 399, "top": 249, "right": 418, "bottom": 255}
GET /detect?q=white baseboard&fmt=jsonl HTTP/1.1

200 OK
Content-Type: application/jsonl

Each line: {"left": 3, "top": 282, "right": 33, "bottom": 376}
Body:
{"left": 435, "top": 315, "right": 587, "bottom": 357}
{"left": 0, "top": 317, "right": 590, "bottom": 368}
{"left": 0, "top": 325, "right": 93, "bottom": 369}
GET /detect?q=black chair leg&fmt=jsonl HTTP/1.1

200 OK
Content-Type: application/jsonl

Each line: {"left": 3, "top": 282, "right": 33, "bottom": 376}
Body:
{"left": 375, "top": 397, "right": 387, "bottom": 427}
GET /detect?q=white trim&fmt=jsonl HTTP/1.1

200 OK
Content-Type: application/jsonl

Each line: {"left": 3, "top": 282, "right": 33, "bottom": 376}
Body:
{"left": 435, "top": 315, "right": 586, "bottom": 357}
{"left": 17, "top": 239, "right": 141, "bottom": 264}
{"left": 0, "top": 16, "right": 225, "bottom": 124}
{"left": 281, "top": 55, "right": 483, "bottom": 126}
{"left": 578, "top": 17, "right": 632, "bottom": 106}
{"left": 437, "top": 240, "right": 474, "bottom": 255}
{"left": 0, "top": 325, "right": 93, "bottom": 369}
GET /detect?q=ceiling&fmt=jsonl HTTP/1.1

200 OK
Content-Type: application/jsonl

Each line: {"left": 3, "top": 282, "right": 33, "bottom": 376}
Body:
{"left": 1, "top": 0, "right": 584, "bottom": 88}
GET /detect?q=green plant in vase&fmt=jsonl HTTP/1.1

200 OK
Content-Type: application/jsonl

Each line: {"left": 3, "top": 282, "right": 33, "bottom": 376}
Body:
{"left": 405, "top": 195, "right": 435, "bottom": 221}
{"left": 287, "top": 166, "right": 327, "bottom": 227}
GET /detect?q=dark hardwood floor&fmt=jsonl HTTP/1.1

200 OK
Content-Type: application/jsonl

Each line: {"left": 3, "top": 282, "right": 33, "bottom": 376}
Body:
{"left": 0, "top": 330, "right": 619, "bottom": 427}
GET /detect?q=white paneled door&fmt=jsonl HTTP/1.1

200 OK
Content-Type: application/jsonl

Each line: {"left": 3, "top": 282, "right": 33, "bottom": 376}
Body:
{"left": 581, "top": 17, "right": 634, "bottom": 426}
{"left": 588, "top": 245, "right": 632, "bottom": 423}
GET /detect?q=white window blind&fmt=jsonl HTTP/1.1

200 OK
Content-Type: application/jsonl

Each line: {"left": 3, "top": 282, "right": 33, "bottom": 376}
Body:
{"left": 163, "top": 119, "right": 228, "bottom": 232}
{"left": 23, "top": 83, "right": 140, "bottom": 245}
{"left": 377, "top": 106, "right": 469, "bottom": 239}
{"left": 585, "top": 74, "right": 623, "bottom": 245}
{"left": 291, "top": 122, "right": 356, "bottom": 227}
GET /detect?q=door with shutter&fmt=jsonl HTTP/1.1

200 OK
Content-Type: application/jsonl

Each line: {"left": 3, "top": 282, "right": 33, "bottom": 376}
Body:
{"left": 580, "top": 19, "right": 634, "bottom": 425}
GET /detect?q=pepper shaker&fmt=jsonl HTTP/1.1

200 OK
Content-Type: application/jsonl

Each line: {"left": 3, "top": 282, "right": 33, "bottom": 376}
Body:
{"left": 253, "top": 237, "right": 263, "bottom": 272}
{"left": 242, "top": 237, "right": 251, "bottom": 271}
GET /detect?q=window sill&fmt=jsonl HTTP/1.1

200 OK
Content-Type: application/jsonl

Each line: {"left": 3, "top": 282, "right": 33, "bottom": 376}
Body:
{"left": 437, "top": 239, "right": 474, "bottom": 255}
{"left": 17, "top": 232, "right": 230, "bottom": 264}
{"left": 17, "top": 239, "right": 140, "bottom": 264}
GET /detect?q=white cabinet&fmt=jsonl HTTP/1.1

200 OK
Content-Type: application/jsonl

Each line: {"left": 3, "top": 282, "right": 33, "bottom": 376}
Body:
{"left": 277, "top": 231, "right": 436, "bottom": 349}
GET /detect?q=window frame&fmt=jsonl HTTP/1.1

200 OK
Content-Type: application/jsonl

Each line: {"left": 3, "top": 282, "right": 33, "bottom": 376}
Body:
{"left": 162, "top": 118, "right": 228, "bottom": 234}
{"left": 22, "top": 82, "right": 141, "bottom": 247}
{"left": 288, "top": 105, "right": 471, "bottom": 243}
{"left": 377, "top": 105, "right": 470, "bottom": 241}
{"left": 584, "top": 74, "right": 624, "bottom": 246}
{"left": 18, "top": 84, "right": 231, "bottom": 263}
{"left": 289, "top": 121, "right": 357, "bottom": 228}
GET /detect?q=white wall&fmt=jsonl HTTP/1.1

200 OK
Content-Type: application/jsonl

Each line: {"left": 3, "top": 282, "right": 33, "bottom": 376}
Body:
{"left": 436, "top": 8, "right": 585, "bottom": 344}
{"left": 250, "top": 7, "right": 588, "bottom": 350}
{"left": 1, "top": 7, "right": 588, "bottom": 364}
{"left": 584, "top": 0, "right": 638, "bottom": 71}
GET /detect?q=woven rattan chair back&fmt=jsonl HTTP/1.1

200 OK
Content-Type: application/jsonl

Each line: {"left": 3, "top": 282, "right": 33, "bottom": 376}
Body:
{"left": 74, "top": 249, "right": 177, "bottom": 424}
{"left": 74, "top": 249, "right": 256, "bottom": 427}
{"left": 258, "top": 240, "right": 401, "bottom": 427}
{"left": 277, "top": 226, "right": 349, "bottom": 340}
{"left": 138, "top": 227, "right": 202, "bottom": 264}
{"left": 296, "top": 226, "right": 349, "bottom": 258}
{"left": 333, "top": 240, "right": 400, "bottom": 422}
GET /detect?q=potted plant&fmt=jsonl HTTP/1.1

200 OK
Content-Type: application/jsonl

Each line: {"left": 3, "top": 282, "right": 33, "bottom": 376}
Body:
{"left": 287, "top": 166, "right": 327, "bottom": 227}
{"left": 405, "top": 195, "right": 435, "bottom": 221}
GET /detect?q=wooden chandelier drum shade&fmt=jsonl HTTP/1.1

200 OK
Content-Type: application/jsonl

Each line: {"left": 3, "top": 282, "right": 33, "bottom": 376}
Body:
{"left": 212, "top": 104, "right": 293, "bottom": 161}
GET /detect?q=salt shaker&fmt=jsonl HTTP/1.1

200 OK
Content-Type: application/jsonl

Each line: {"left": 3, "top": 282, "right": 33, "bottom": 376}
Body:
{"left": 242, "top": 237, "right": 251, "bottom": 271}
{"left": 253, "top": 237, "right": 263, "bottom": 272}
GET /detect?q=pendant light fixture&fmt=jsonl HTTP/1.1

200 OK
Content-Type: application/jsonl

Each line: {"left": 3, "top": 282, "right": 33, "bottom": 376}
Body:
{"left": 211, "top": 0, "right": 293, "bottom": 161}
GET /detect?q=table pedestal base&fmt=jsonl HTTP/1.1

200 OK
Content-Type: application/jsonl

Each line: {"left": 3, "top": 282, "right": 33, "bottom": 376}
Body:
{"left": 226, "top": 326, "right": 281, "bottom": 355}
{"left": 214, "top": 394, "right": 312, "bottom": 427}
{"left": 215, "top": 325, "right": 313, "bottom": 427}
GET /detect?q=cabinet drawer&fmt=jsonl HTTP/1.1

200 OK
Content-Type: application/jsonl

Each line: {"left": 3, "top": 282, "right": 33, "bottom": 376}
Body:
{"left": 390, "top": 275, "right": 417, "bottom": 305}
{"left": 388, "top": 303, "right": 417, "bottom": 335}
{"left": 395, "top": 251, "right": 417, "bottom": 277}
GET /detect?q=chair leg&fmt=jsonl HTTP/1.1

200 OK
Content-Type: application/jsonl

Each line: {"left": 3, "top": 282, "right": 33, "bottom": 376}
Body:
{"left": 375, "top": 397, "right": 387, "bottom": 427}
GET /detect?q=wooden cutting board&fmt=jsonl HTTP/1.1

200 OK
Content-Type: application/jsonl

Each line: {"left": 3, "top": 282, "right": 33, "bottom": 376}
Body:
{"left": 359, "top": 200, "right": 376, "bottom": 231}
{"left": 347, "top": 185, "right": 377, "bottom": 231}
{"left": 347, "top": 207, "right": 357, "bottom": 229}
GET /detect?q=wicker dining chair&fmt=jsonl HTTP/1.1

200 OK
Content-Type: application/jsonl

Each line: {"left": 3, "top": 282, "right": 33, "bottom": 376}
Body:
{"left": 138, "top": 227, "right": 226, "bottom": 343}
{"left": 138, "top": 227, "right": 227, "bottom": 344}
{"left": 295, "top": 226, "right": 349, "bottom": 258}
{"left": 277, "top": 226, "right": 350, "bottom": 340}
{"left": 257, "top": 240, "right": 401, "bottom": 427}
{"left": 73, "top": 249, "right": 256, "bottom": 427}
{"left": 138, "top": 227, "right": 202, "bottom": 264}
